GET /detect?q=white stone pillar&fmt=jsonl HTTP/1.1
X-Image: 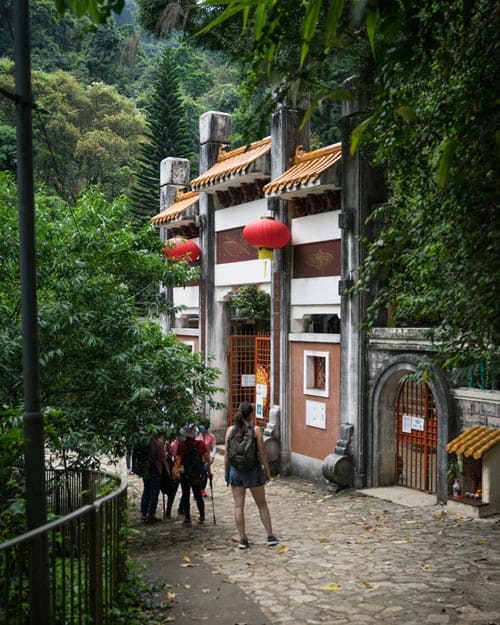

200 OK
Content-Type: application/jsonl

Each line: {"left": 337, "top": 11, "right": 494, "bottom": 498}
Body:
{"left": 159, "top": 157, "right": 190, "bottom": 333}
{"left": 198, "top": 112, "right": 232, "bottom": 441}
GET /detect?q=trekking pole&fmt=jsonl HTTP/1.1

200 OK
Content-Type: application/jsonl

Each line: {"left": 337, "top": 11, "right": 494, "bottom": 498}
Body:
{"left": 209, "top": 475, "right": 216, "bottom": 525}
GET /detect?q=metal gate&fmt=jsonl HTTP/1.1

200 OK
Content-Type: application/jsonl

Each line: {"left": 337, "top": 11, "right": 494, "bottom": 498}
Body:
{"left": 228, "top": 333, "right": 271, "bottom": 425}
{"left": 395, "top": 379, "right": 438, "bottom": 493}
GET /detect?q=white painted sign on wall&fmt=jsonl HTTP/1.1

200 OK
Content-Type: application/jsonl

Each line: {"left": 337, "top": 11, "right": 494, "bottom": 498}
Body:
{"left": 306, "top": 400, "right": 326, "bottom": 429}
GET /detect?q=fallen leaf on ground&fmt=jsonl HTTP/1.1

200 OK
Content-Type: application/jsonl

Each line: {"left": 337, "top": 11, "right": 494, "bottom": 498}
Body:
{"left": 322, "top": 583, "right": 342, "bottom": 591}
{"left": 361, "top": 580, "right": 376, "bottom": 588}
{"left": 432, "top": 511, "right": 447, "bottom": 519}
{"left": 276, "top": 545, "right": 289, "bottom": 554}
{"left": 183, "top": 555, "right": 191, "bottom": 562}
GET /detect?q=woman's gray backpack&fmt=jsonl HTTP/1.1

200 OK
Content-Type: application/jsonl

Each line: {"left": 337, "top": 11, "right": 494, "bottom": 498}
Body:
{"left": 228, "top": 425, "right": 258, "bottom": 471}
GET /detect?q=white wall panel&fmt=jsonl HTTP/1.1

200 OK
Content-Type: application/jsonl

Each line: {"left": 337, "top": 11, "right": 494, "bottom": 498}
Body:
{"left": 291, "top": 211, "right": 341, "bottom": 244}
{"left": 215, "top": 259, "right": 272, "bottom": 287}
{"left": 173, "top": 285, "right": 199, "bottom": 314}
{"left": 215, "top": 198, "right": 270, "bottom": 232}
{"left": 291, "top": 276, "right": 340, "bottom": 306}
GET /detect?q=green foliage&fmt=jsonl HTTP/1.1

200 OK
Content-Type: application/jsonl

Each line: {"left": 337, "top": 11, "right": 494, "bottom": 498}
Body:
{"left": 130, "top": 45, "right": 192, "bottom": 219}
{"left": 0, "top": 173, "right": 221, "bottom": 473}
{"left": 54, "top": 0, "right": 125, "bottom": 24}
{"left": 0, "top": 410, "right": 25, "bottom": 542}
{"left": 0, "top": 61, "right": 146, "bottom": 202}
{"left": 189, "top": 0, "right": 368, "bottom": 143}
{"left": 357, "top": 0, "right": 499, "bottom": 377}
{"left": 230, "top": 285, "right": 270, "bottom": 324}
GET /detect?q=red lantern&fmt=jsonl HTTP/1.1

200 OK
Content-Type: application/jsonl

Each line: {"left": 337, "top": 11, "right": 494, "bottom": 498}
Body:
{"left": 162, "top": 237, "right": 200, "bottom": 262}
{"left": 243, "top": 217, "right": 291, "bottom": 260}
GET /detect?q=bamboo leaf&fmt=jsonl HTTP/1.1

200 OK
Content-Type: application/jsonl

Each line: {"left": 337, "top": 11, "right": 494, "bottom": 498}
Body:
{"left": 254, "top": 2, "right": 268, "bottom": 40}
{"left": 366, "top": 10, "right": 377, "bottom": 56}
{"left": 350, "top": 116, "right": 372, "bottom": 156}
{"left": 437, "top": 137, "right": 457, "bottom": 187}
{"left": 197, "top": 2, "right": 256, "bottom": 35}
{"left": 324, "top": 0, "right": 345, "bottom": 51}
{"left": 300, "top": 88, "right": 353, "bottom": 129}
{"left": 300, "top": 0, "right": 322, "bottom": 67}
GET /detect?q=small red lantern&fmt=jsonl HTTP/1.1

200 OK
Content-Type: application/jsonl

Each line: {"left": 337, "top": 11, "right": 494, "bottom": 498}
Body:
{"left": 243, "top": 217, "right": 291, "bottom": 260}
{"left": 162, "top": 237, "right": 200, "bottom": 262}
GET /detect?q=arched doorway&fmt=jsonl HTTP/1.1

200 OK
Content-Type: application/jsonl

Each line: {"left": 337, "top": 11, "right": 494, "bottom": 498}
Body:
{"left": 395, "top": 379, "right": 437, "bottom": 493}
{"left": 369, "top": 354, "right": 452, "bottom": 503}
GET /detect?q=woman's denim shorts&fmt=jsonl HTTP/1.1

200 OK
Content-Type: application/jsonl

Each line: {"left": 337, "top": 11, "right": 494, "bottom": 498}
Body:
{"left": 228, "top": 463, "right": 265, "bottom": 488}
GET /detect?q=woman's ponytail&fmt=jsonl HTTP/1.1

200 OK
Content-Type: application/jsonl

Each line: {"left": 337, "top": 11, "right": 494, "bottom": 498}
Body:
{"left": 234, "top": 401, "right": 253, "bottom": 441}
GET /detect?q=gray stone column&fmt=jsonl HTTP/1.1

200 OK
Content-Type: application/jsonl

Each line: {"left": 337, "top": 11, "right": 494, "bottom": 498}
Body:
{"left": 339, "top": 85, "right": 385, "bottom": 488}
{"left": 269, "top": 104, "right": 309, "bottom": 473}
{"left": 159, "top": 157, "right": 190, "bottom": 333}
{"left": 198, "top": 111, "right": 232, "bottom": 441}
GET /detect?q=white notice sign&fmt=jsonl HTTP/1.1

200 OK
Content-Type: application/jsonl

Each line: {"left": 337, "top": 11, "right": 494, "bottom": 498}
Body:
{"left": 256, "top": 383, "right": 268, "bottom": 398}
{"left": 402, "top": 414, "right": 412, "bottom": 433}
{"left": 306, "top": 400, "right": 326, "bottom": 429}
{"left": 411, "top": 416, "right": 425, "bottom": 431}
{"left": 241, "top": 374, "right": 255, "bottom": 387}
{"left": 402, "top": 414, "right": 425, "bottom": 433}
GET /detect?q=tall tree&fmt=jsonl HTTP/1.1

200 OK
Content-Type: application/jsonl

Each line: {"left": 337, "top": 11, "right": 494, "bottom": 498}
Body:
{"left": 0, "top": 61, "right": 146, "bottom": 201}
{"left": 130, "top": 45, "right": 193, "bottom": 219}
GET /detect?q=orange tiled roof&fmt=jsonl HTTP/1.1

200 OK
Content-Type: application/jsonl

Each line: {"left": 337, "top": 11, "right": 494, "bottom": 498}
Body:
{"left": 445, "top": 426, "right": 500, "bottom": 460}
{"left": 150, "top": 190, "right": 199, "bottom": 226}
{"left": 190, "top": 137, "right": 271, "bottom": 190}
{"left": 264, "top": 142, "right": 341, "bottom": 197}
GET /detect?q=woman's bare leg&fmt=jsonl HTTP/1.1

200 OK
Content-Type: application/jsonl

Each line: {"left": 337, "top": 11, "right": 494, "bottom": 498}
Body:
{"left": 249, "top": 484, "right": 273, "bottom": 536}
{"left": 231, "top": 485, "right": 247, "bottom": 538}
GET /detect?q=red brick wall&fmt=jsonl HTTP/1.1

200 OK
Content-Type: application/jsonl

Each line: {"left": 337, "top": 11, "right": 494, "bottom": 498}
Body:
{"left": 289, "top": 341, "right": 340, "bottom": 460}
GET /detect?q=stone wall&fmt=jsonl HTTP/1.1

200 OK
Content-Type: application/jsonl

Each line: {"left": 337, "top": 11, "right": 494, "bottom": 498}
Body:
{"left": 451, "top": 388, "right": 500, "bottom": 433}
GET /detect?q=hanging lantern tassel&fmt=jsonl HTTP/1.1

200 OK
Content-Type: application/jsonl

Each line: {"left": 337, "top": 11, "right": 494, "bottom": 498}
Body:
{"left": 243, "top": 217, "right": 291, "bottom": 260}
{"left": 162, "top": 237, "right": 201, "bottom": 262}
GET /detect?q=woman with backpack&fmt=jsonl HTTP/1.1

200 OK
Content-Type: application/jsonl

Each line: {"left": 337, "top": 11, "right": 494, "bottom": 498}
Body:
{"left": 173, "top": 423, "right": 211, "bottom": 525}
{"left": 224, "top": 401, "right": 278, "bottom": 549}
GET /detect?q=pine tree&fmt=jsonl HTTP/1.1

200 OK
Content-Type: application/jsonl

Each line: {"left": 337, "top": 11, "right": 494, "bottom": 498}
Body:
{"left": 130, "top": 46, "right": 194, "bottom": 221}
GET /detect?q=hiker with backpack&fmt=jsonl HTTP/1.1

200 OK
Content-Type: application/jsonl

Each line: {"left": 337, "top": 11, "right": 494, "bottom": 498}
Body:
{"left": 195, "top": 422, "right": 217, "bottom": 497}
{"left": 173, "top": 423, "right": 211, "bottom": 525}
{"left": 136, "top": 432, "right": 170, "bottom": 524}
{"left": 224, "top": 401, "right": 278, "bottom": 549}
{"left": 160, "top": 437, "right": 181, "bottom": 519}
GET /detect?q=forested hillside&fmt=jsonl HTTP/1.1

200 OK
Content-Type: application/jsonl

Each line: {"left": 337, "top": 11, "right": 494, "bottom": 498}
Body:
{"left": 0, "top": 0, "right": 242, "bottom": 204}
